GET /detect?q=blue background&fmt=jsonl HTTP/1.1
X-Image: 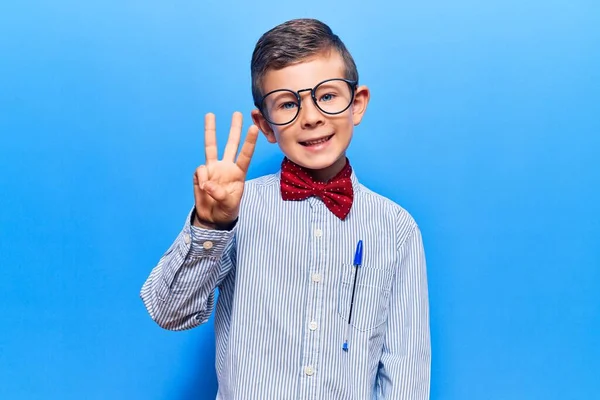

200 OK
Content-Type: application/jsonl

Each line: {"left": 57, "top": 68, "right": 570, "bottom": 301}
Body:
{"left": 1, "top": 1, "right": 599, "bottom": 399}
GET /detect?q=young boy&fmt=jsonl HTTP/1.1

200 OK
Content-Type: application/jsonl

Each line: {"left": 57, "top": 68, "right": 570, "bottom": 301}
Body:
{"left": 141, "top": 18, "right": 430, "bottom": 399}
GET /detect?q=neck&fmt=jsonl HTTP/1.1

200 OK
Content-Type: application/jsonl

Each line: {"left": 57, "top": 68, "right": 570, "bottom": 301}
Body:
{"left": 306, "top": 155, "right": 348, "bottom": 183}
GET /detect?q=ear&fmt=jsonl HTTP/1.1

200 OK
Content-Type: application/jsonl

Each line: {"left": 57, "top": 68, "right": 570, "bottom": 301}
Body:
{"left": 251, "top": 109, "right": 277, "bottom": 143}
{"left": 351, "top": 85, "right": 370, "bottom": 126}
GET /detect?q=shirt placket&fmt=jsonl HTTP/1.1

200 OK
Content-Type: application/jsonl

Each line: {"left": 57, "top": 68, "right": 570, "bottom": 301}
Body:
{"left": 298, "top": 197, "right": 327, "bottom": 400}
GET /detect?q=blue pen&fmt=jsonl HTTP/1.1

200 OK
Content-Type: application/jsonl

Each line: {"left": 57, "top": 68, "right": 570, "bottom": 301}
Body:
{"left": 343, "top": 240, "right": 363, "bottom": 352}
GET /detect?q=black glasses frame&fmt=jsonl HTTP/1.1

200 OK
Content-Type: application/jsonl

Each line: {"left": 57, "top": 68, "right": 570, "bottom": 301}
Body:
{"left": 257, "top": 78, "right": 358, "bottom": 126}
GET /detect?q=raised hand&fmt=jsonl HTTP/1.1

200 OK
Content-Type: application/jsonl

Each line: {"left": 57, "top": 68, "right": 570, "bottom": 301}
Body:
{"left": 193, "top": 112, "right": 259, "bottom": 229}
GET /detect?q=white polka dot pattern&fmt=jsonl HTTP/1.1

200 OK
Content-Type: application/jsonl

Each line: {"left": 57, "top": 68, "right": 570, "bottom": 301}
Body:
{"left": 280, "top": 157, "right": 354, "bottom": 220}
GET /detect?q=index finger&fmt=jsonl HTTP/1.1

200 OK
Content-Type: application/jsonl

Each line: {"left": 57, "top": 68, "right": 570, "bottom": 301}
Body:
{"left": 236, "top": 125, "right": 259, "bottom": 173}
{"left": 204, "top": 113, "right": 218, "bottom": 163}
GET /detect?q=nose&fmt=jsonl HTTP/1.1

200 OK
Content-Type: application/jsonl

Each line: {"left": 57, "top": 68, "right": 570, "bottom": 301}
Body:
{"left": 298, "top": 92, "right": 325, "bottom": 129}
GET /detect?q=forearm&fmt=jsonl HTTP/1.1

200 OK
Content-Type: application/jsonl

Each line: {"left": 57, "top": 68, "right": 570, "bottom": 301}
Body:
{"left": 140, "top": 210, "right": 236, "bottom": 331}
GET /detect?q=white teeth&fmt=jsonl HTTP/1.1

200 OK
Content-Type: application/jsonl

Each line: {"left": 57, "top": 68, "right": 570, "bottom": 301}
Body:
{"left": 304, "top": 136, "right": 331, "bottom": 146}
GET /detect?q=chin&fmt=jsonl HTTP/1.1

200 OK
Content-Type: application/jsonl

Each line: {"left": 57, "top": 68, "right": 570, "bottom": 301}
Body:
{"left": 289, "top": 153, "right": 346, "bottom": 171}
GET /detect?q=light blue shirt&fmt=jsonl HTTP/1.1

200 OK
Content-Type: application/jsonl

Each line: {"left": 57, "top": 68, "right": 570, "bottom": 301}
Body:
{"left": 140, "top": 167, "right": 431, "bottom": 399}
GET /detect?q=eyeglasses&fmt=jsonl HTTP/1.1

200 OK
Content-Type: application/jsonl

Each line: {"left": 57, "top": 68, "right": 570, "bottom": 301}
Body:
{"left": 258, "top": 78, "right": 357, "bottom": 126}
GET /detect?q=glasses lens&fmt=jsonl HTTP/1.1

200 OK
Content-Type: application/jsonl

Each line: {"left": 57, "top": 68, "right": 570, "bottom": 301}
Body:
{"left": 314, "top": 79, "right": 353, "bottom": 114}
{"left": 261, "top": 90, "right": 299, "bottom": 125}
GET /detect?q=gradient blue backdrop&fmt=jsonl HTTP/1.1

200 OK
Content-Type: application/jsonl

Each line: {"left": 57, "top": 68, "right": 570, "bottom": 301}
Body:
{"left": 1, "top": 1, "right": 599, "bottom": 399}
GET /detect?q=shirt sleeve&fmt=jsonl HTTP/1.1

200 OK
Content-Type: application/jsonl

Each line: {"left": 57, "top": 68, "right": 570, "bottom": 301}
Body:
{"left": 377, "top": 223, "right": 431, "bottom": 399}
{"left": 139, "top": 208, "right": 237, "bottom": 331}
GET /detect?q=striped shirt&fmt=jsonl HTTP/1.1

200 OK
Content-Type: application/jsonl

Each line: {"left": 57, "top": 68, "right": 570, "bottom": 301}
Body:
{"left": 140, "top": 167, "right": 431, "bottom": 399}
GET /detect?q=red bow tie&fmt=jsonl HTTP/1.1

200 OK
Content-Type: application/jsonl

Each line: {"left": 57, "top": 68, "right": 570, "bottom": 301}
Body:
{"left": 280, "top": 157, "right": 354, "bottom": 220}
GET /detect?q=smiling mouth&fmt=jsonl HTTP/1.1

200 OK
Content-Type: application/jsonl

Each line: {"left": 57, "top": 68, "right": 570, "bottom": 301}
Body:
{"left": 300, "top": 134, "right": 334, "bottom": 146}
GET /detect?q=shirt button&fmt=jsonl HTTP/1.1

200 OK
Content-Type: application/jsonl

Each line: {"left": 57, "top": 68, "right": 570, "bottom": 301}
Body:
{"left": 304, "top": 365, "right": 314, "bottom": 376}
{"left": 314, "top": 228, "right": 322, "bottom": 237}
{"left": 312, "top": 273, "right": 322, "bottom": 283}
{"left": 183, "top": 234, "right": 191, "bottom": 244}
{"left": 309, "top": 321, "right": 318, "bottom": 331}
{"left": 203, "top": 241, "right": 213, "bottom": 249}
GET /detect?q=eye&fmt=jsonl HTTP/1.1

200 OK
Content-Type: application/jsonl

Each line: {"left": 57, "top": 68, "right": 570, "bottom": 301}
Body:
{"left": 279, "top": 101, "right": 298, "bottom": 110}
{"left": 319, "top": 93, "right": 336, "bottom": 102}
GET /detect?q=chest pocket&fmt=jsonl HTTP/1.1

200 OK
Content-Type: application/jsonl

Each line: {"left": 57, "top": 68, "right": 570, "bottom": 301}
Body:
{"left": 337, "top": 264, "right": 393, "bottom": 332}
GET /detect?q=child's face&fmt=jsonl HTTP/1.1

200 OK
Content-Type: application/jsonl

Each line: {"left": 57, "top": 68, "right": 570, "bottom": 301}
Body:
{"left": 251, "top": 51, "right": 369, "bottom": 179}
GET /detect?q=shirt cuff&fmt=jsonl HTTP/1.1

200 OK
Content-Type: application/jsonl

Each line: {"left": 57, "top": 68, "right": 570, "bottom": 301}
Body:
{"left": 180, "top": 208, "right": 236, "bottom": 258}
